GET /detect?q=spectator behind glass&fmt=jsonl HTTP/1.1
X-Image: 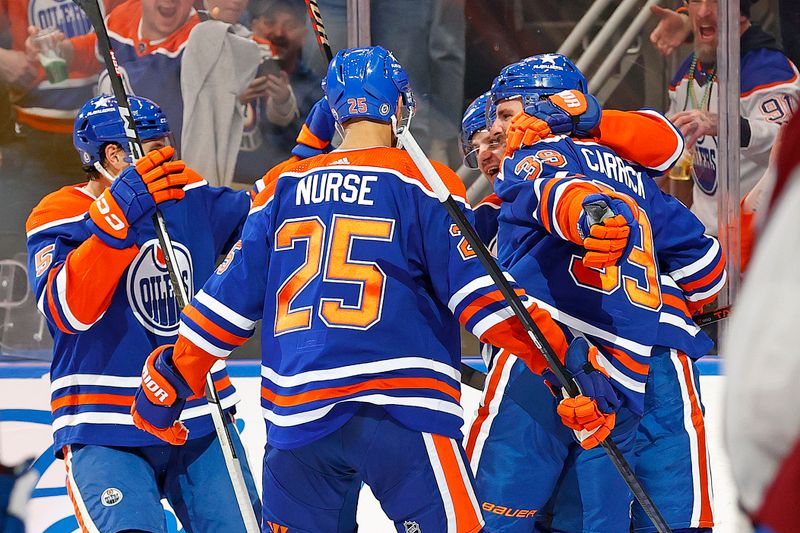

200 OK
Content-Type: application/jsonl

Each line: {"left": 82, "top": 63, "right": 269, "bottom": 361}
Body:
{"left": 179, "top": 0, "right": 298, "bottom": 186}
{"left": 245, "top": 0, "right": 323, "bottom": 179}
{"left": 661, "top": 0, "right": 799, "bottom": 237}
{"left": 299, "top": 0, "right": 466, "bottom": 167}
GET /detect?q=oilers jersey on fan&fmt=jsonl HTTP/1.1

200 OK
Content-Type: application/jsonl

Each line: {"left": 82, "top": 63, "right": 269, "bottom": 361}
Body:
{"left": 668, "top": 24, "right": 800, "bottom": 234}
{"left": 496, "top": 136, "right": 725, "bottom": 411}
{"left": 25, "top": 171, "right": 250, "bottom": 455}
{"left": 174, "top": 147, "right": 564, "bottom": 450}
{"left": 68, "top": 0, "right": 199, "bottom": 151}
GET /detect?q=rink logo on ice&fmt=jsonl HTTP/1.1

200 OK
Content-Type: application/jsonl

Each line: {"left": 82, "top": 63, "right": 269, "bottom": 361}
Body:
{"left": 101, "top": 487, "right": 123, "bottom": 507}
{"left": 127, "top": 239, "right": 193, "bottom": 336}
{"left": 403, "top": 521, "right": 421, "bottom": 533}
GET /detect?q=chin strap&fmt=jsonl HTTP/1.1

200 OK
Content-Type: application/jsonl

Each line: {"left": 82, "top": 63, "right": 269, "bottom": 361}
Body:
{"left": 93, "top": 161, "right": 118, "bottom": 182}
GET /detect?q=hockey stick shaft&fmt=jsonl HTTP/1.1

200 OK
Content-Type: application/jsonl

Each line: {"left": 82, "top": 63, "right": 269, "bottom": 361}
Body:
{"left": 305, "top": 0, "right": 334, "bottom": 62}
{"left": 71, "top": 2, "right": 259, "bottom": 530}
{"left": 398, "top": 128, "right": 672, "bottom": 533}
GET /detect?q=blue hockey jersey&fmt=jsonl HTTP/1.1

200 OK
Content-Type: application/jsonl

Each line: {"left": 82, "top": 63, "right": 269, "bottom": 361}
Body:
{"left": 173, "top": 147, "right": 568, "bottom": 450}
{"left": 495, "top": 136, "right": 725, "bottom": 411}
{"left": 26, "top": 171, "right": 250, "bottom": 454}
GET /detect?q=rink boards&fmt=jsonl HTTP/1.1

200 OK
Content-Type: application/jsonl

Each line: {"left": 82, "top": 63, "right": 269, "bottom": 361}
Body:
{"left": 0, "top": 358, "right": 742, "bottom": 532}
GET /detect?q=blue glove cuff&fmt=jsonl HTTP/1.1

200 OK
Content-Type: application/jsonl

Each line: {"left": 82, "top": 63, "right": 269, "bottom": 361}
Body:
{"left": 133, "top": 388, "right": 187, "bottom": 430}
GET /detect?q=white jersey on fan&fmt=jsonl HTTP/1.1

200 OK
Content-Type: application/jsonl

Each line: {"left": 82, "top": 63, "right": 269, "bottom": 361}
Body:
{"left": 668, "top": 26, "right": 800, "bottom": 236}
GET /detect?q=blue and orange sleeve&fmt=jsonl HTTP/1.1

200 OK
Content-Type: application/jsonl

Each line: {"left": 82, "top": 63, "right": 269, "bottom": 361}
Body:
{"left": 172, "top": 189, "right": 274, "bottom": 394}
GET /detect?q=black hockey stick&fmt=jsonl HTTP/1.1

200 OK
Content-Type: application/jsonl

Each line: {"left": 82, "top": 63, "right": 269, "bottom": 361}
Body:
{"left": 303, "top": 0, "right": 485, "bottom": 391}
{"left": 398, "top": 130, "right": 673, "bottom": 533}
{"left": 71, "top": 2, "right": 259, "bottom": 530}
{"left": 694, "top": 305, "right": 730, "bottom": 327}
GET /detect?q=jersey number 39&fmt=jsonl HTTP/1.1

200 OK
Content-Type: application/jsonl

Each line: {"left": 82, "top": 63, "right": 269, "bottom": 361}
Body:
{"left": 274, "top": 214, "right": 396, "bottom": 335}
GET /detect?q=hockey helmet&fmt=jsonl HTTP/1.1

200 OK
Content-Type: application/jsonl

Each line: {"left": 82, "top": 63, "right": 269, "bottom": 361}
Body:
{"left": 322, "top": 46, "right": 415, "bottom": 132}
{"left": 490, "top": 54, "right": 588, "bottom": 108}
{"left": 73, "top": 95, "right": 170, "bottom": 168}
{"left": 461, "top": 91, "right": 491, "bottom": 168}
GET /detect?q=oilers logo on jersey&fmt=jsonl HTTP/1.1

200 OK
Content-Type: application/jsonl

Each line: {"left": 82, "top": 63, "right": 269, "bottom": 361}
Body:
{"left": 126, "top": 239, "right": 193, "bottom": 336}
{"left": 28, "top": 0, "right": 93, "bottom": 37}
{"left": 692, "top": 136, "right": 719, "bottom": 195}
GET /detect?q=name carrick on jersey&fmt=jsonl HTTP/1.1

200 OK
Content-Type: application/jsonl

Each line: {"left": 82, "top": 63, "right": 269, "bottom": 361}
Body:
{"left": 175, "top": 147, "right": 563, "bottom": 450}
{"left": 26, "top": 172, "right": 250, "bottom": 454}
{"left": 496, "top": 136, "right": 725, "bottom": 411}
{"left": 668, "top": 25, "right": 800, "bottom": 235}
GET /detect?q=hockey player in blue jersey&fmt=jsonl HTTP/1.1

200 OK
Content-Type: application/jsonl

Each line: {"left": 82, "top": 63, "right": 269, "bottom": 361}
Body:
{"left": 25, "top": 95, "right": 260, "bottom": 532}
{"left": 464, "top": 54, "right": 726, "bottom": 533}
{"left": 128, "top": 45, "right": 617, "bottom": 532}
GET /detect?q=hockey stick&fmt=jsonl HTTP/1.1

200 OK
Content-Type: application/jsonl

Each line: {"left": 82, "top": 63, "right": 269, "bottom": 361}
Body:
{"left": 398, "top": 129, "right": 673, "bottom": 533}
{"left": 71, "top": 2, "right": 259, "bottom": 530}
{"left": 694, "top": 305, "right": 730, "bottom": 327}
{"left": 303, "top": 0, "right": 485, "bottom": 391}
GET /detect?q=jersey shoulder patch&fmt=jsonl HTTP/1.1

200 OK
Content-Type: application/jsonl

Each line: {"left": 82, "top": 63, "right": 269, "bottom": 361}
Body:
{"left": 26, "top": 185, "right": 94, "bottom": 237}
{"left": 741, "top": 48, "right": 799, "bottom": 97}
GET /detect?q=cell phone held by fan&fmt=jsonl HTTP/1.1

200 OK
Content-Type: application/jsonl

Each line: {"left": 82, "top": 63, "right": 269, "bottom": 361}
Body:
{"left": 257, "top": 58, "right": 281, "bottom": 79}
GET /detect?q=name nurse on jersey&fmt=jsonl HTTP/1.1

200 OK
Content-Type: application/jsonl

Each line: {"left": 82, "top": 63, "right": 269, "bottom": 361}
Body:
{"left": 296, "top": 171, "right": 378, "bottom": 205}
{"left": 29, "top": 0, "right": 92, "bottom": 37}
{"left": 127, "top": 240, "right": 194, "bottom": 336}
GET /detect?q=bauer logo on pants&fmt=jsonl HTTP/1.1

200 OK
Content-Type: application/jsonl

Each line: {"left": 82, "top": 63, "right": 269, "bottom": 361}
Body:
{"left": 127, "top": 239, "right": 193, "bottom": 336}
{"left": 100, "top": 488, "right": 123, "bottom": 507}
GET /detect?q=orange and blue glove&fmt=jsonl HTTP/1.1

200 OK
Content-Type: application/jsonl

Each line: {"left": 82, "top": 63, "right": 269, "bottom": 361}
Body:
{"left": 131, "top": 344, "right": 193, "bottom": 445}
{"left": 86, "top": 146, "right": 188, "bottom": 249}
{"left": 505, "top": 90, "right": 602, "bottom": 156}
{"left": 577, "top": 192, "right": 640, "bottom": 268}
{"left": 544, "top": 338, "right": 621, "bottom": 450}
{"left": 291, "top": 97, "right": 336, "bottom": 159}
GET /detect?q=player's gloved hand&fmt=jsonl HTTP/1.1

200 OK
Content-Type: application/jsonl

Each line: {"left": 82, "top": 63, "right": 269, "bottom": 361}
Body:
{"left": 131, "top": 344, "right": 193, "bottom": 445}
{"left": 577, "top": 192, "right": 640, "bottom": 268}
{"left": 543, "top": 338, "right": 621, "bottom": 449}
{"left": 86, "top": 146, "right": 189, "bottom": 248}
{"left": 291, "top": 97, "right": 336, "bottom": 159}
{"left": 504, "top": 90, "right": 602, "bottom": 157}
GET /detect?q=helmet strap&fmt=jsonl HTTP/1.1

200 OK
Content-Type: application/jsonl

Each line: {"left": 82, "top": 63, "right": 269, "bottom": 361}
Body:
{"left": 93, "top": 161, "right": 118, "bottom": 183}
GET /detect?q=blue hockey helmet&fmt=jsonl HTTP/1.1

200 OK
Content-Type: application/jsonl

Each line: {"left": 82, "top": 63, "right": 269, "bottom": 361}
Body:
{"left": 73, "top": 95, "right": 170, "bottom": 168}
{"left": 490, "top": 54, "right": 588, "bottom": 107}
{"left": 461, "top": 91, "right": 491, "bottom": 156}
{"left": 322, "top": 46, "right": 415, "bottom": 130}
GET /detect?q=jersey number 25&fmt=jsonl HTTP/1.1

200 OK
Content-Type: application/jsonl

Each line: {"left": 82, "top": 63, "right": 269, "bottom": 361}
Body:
{"left": 274, "top": 214, "right": 395, "bottom": 335}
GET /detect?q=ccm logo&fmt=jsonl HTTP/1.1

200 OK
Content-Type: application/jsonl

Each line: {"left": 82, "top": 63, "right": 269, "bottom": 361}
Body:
{"left": 142, "top": 366, "right": 170, "bottom": 403}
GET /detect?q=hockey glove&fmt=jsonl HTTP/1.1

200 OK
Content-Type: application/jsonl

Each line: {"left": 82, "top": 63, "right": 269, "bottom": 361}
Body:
{"left": 544, "top": 337, "right": 621, "bottom": 450}
{"left": 131, "top": 344, "right": 193, "bottom": 445}
{"left": 291, "top": 97, "right": 336, "bottom": 159}
{"left": 577, "top": 192, "right": 640, "bottom": 268}
{"left": 504, "top": 90, "right": 602, "bottom": 157}
{"left": 87, "top": 146, "right": 189, "bottom": 248}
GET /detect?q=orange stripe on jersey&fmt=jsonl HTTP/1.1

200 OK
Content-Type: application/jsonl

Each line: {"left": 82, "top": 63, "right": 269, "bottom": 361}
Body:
{"left": 465, "top": 350, "right": 512, "bottom": 460}
{"left": 680, "top": 257, "right": 725, "bottom": 293}
{"left": 183, "top": 305, "right": 250, "bottom": 347}
{"left": 51, "top": 393, "right": 133, "bottom": 412}
{"left": 662, "top": 293, "right": 690, "bottom": 315}
{"left": 14, "top": 107, "right": 73, "bottom": 134}
{"left": 296, "top": 124, "right": 330, "bottom": 150}
{"left": 261, "top": 377, "right": 461, "bottom": 407}
{"left": 678, "top": 352, "right": 714, "bottom": 526}
{"left": 188, "top": 374, "right": 233, "bottom": 400}
{"left": 459, "top": 288, "right": 525, "bottom": 325}
{"left": 45, "top": 266, "right": 71, "bottom": 334}
{"left": 603, "top": 345, "right": 649, "bottom": 376}
{"left": 431, "top": 434, "right": 483, "bottom": 533}
{"left": 26, "top": 185, "right": 94, "bottom": 235}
